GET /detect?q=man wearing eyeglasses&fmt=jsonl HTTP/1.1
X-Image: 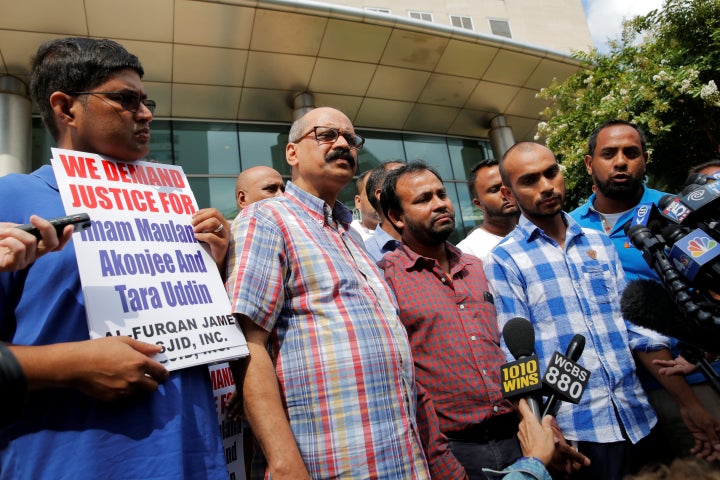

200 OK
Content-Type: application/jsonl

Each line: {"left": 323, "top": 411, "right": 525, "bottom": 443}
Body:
{"left": 226, "top": 107, "right": 443, "bottom": 479}
{"left": 0, "top": 38, "right": 229, "bottom": 479}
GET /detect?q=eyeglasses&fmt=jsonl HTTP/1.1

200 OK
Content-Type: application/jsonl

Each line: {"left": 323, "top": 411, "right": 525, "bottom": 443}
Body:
{"left": 70, "top": 91, "right": 156, "bottom": 114}
{"left": 298, "top": 126, "right": 365, "bottom": 150}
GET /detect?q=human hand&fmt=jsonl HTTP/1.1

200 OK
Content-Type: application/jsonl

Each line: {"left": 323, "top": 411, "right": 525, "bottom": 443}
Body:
{"left": 654, "top": 355, "right": 698, "bottom": 376}
{"left": 192, "top": 208, "right": 230, "bottom": 271}
{"left": 226, "top": 389, "right": 243, "bottom": 421}
{"left": 0, "top": 215, "right": 73, "bottom": 272}
{"left": 547, "top": 417, "right": 591, "bottom": 478}
{"left": 679, "top": 402, "right": 720, "bottom": 462}
{"left": 516, "top": 398, "right": 555, "bottom": 466}
{"left": 66, "top": 336, "right": 169, "bottom": 401}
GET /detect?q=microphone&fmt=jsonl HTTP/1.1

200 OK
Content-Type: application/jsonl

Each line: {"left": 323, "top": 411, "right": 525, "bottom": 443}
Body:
{"left": 679, "top": 182, "right": 720, "bottom": 222}
{"left": 501, "top": 317, "right": 543, "bottom": 420}
{"left": 623, "top": 203, "right": 667, "bottom": 246}
{"left": 659, "top": 194, "right": 692, "bottom": 224}
{"left": 620, "top": 279, "right": 720, "bottom": 354}
{"left": 541, "top": 334, "right": 589, "bottom": 417}
{"left": 663, "top": 225, "right": 720, "bottom": 288}
{"left": 659, "top": 183, "right": 720, "bottom": 225}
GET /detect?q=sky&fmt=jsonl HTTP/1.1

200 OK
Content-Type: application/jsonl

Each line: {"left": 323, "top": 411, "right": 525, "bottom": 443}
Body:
{"left": 581, "top": 0, "right": 664, "bottom": 52}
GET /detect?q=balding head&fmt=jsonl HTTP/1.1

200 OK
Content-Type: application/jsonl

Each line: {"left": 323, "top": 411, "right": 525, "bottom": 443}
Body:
{"left": 286, "top": 107, "right": 361, "bottom": 205}
{"left": 236, "top": 166, "right": 285, "bottom": 211}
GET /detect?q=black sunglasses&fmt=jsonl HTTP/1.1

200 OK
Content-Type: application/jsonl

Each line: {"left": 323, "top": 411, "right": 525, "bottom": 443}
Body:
{"left": 70, "top": 91, "right": 156, "bottom": 114}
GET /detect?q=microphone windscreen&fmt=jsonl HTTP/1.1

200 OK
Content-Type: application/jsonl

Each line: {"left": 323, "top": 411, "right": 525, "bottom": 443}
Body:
{"left": 503, "top": 317, "right": 535, "bottom": 359}
{"left": 620, "top": 279, "right": 676, "bottom": 332}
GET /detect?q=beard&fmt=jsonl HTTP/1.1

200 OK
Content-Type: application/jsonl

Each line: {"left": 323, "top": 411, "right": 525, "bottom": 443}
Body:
{"left": 593, "top": 172, "right": 644, "bottom": 200}
{"left": 405, "top": 213, "right": 455, "bottom": 246}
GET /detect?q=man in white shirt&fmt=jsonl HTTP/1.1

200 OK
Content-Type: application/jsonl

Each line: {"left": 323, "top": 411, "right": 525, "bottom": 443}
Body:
{"left": 457, "top": 159, "right": 519, "bottom": 261}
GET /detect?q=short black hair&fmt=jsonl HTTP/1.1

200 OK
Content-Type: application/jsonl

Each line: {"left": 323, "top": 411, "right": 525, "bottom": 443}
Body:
{"left": 355, "top": 170, "right": 371, "bottom": 195}
{"left": 689, "top": 159, "right": 720, "bottom": 175}
{"left": 467, "top": 158, "right": 499, "bottom": 200}
{"left": 380, "top": 161, "right": 442, "bottom": 222}
{"left": 365, "top": 160, "right": 404, "bottom": 211}
{"left": 30, "top": 37, "right": 144, "bottom": 140}
{"left": 587, "top": 119, "right": 647, "bottom": 157}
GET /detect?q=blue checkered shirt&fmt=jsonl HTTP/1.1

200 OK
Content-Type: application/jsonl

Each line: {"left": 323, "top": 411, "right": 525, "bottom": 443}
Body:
{"left": 484, "top": 213, "right": 668, "bottom": 444}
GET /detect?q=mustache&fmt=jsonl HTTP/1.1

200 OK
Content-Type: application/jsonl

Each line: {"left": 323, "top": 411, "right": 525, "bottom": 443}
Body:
{"left": 325, "top": 148, "right": 355, "bottom": 168}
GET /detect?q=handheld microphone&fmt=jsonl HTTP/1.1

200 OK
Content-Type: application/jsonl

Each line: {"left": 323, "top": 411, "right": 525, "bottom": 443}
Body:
{"left": 663, "top": 225, "right": 720, "bottom": 287}
{"left": 624, "top": 203, "right": 666, "bottom": 246}
{"left": 679, "top": 182, "right": 720, "bottom": 222}
{"left": 541, "top": 334, "right": 589, "bottom": 417}
{"left": 660, "top": 194, "right": 692, "bottom": 224}
{"left": 501, "top": 317, "right": 543, "bottom": 420}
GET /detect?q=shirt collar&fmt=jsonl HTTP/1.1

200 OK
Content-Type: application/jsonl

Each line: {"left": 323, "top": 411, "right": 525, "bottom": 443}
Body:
{"left": 517, "top": 212, "right": 585, "bottom": 245}
{"left": 392, "top": 241, "right": 470, "bottom": 275}
{"left": 34, "top": 165, "right": 59, "bottom": 191}
{"left": 285, "top": 181, "right": 353, "bottom": 227}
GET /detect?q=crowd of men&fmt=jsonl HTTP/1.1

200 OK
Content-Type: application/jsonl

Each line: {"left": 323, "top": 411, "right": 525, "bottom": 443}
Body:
{"left": 1, "top": 36, "right": 720, "bottom": 480}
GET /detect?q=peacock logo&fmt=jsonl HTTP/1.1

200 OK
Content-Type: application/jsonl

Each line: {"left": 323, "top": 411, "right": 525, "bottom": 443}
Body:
{"left": 687, "top": 236, "right": 718, "bottom": 257}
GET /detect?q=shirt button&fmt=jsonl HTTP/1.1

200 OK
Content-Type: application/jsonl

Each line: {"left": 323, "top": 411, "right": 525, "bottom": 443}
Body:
{"left": 493, "top": 405, "right": 499, "bottom": 413}
{"left": 459, "top": 304, "right": 465, "bottom": 310}
{"left": 441, "top": 277, "right": 446, "bottom": 283}
{"left": 482, "top": 369, "right": 487, "bottom": 375}
{"left": 470, "top": 335, "right": 477, "bottom": 341}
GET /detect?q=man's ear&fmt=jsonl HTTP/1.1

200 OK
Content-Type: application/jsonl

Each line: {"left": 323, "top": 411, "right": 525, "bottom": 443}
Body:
{"left": 386, "top": 207, "right": 404, "bottom": 233}
{"left": 500, "top": 185, "right": 514, "bottom": 204}
{"left": 583, "top": 154, "right": 593, "bottom": 175}
{"left": 472, "top": 197, "right": 482, "bottom": 209}
{"left": 49, "top": 91, "right": 76, "bottom": 125}
{"left": 286, "top": 142, "right": 299, "bottom": 168}
{"left": 237, "top": 191, "right": 246, "bottom": 210}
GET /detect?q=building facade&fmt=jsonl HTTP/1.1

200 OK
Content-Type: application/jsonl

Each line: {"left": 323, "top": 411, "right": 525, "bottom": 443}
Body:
{"left": 2, "top": 0, "right": 591, "bottom": 240}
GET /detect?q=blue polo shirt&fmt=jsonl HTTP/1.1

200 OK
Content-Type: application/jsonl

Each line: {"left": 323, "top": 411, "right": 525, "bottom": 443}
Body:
{"left": 570, "top": 186, "right": 666, "bottom": 283}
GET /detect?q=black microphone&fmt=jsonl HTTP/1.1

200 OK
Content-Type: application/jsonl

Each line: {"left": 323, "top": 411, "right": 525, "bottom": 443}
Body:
{"left": 679, "top": 182, "right": 720, "bottom": 222}
{"left": 501, "top": 317, "right": 543, "bottom": 420}
{"left": 541, "top": 334, "right": 588, "bottom": 417}
{"left": 620, "top": 279, "right": 720, "bottom": 354}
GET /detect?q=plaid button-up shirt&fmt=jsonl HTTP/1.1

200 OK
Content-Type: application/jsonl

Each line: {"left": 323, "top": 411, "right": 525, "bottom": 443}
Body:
{"left": 226, "top": 181, "right": 429, "bottom": 479}
{"left": 485, "top": 213, "right": 668, "bottom": 444}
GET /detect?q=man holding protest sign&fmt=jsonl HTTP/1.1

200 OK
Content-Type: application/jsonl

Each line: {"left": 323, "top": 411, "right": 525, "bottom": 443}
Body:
{"left": 0, "top": 38, "right": 228, "bottom": 478}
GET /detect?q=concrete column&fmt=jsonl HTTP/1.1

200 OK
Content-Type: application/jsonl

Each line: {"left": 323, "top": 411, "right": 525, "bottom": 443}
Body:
{"left": 292, "top": 92, "right": 315, "bottom": 121}
{"left": 0, "top": 75, "right": 32, "bottom": 176}
{"left": 489, "top": 115, "right": 515, "bottom": 160}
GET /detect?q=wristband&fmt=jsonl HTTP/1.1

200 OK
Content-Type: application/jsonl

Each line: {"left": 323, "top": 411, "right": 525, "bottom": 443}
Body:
{"left": 0, "top": 342, "right": 27, "bottom": 426}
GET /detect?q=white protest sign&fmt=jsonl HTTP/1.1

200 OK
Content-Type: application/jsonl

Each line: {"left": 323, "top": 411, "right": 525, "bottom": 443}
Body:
{"left": 51, "top": 148, "right": 248, "bottom": 370}
{"left": 210, "top": 362, "right": 247, "bottom": 480}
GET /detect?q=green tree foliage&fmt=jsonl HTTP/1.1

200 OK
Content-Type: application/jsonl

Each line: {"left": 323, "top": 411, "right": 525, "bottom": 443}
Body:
{"left": 536, "top": 0, "right": 720, "bottom": 208}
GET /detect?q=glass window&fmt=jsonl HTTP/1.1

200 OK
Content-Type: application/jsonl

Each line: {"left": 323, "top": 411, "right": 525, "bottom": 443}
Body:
{"left": 239, "top": 127, "right": 291, "bottom": 177}
{"left": 31, "top": 118, "right": 56, "bottom": 170}
{"left": 403, "top": 134, "right": 452, "bottom": 180}
{"left": 30, "top": 117, "right": 493, "bottom": 238}
{"left": 189, "top": 177, "right": 238, "bottom": 220}
{"left": 169, "top": 122, "right": 240, "bottom": 175}
{"left": 447, "top": 137, "right": 491, "bottom": 182}
{"left": 356, "top": 130, "right": 406, "bottom": 175}
{"left": 489, "top": 19, "right": 512, "bottom": 38}
{"left": 450, "top": 15, "right": 474, "bottom": 30}
{"left": 442, "top": 181, "right": 467, "bottom": 244}
{"left": 409, "top": 11, "right": 433, "bottom": 22}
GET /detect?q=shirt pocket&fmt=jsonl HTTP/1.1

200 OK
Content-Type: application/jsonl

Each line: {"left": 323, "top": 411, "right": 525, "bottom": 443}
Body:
{"left": 580, "top": 263, "right": 614, "bottom": 304}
